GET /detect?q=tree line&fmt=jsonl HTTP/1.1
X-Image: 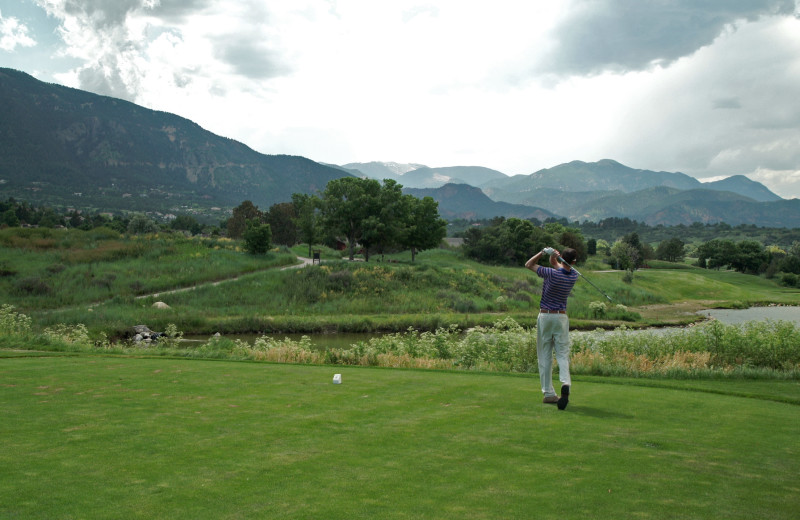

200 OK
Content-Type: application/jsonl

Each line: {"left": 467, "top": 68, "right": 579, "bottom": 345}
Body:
{"left": 461, "top": 217, "right": 800, "bottom": 287}
{"left": 451, "top": 216, "right": 800, "bottom": 250}
{"left": 225, "top": 177, "right": 447, "bottom": 261}
{"left": 2, "top": 176, "right": 448, "bottom": 262}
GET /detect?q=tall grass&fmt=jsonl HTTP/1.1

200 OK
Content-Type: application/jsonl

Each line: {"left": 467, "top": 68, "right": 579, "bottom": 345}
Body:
{"left": 6, "top": 302, "right": 798, "bottom": 379}
{"left": 0, "top": 228, "right": 296, "bottom": 311}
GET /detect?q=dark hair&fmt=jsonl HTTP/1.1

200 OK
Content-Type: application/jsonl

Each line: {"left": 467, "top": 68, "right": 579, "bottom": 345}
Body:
{"left": 561, "top": 248, "right": 577, "bottom": 265}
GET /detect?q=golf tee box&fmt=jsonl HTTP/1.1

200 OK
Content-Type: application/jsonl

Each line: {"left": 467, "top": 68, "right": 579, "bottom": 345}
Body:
{"left": 333, "top": 374, "right": 342, "bottom": 384}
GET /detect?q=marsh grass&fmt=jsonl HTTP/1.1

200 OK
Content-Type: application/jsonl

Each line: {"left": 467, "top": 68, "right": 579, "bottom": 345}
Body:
{"left": 7, "top": 302, "right": 798, "bottom": 379}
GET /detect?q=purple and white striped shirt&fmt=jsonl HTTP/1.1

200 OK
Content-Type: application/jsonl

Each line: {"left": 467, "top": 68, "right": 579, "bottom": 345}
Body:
{"left": 537, "top": 266, "right": 578, "bottom": 311}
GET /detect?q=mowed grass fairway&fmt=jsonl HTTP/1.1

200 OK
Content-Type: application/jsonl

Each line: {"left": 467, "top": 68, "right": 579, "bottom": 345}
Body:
{"left": 2, "top": 357, "right": 798, "bottom": 520}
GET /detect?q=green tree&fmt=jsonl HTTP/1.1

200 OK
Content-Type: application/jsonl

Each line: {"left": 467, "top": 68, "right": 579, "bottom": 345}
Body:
{"left": 361, "top": 179, "right": 407, "bottom": 261}
{"left": 227, "top": 200, "right": 263, "bottom": 239}
{"left": 292, "top": 193, "right": 321, "bottom": 257}
{"left": 243, "top": 221, "right": 272, "bottom": 255}
{"left": 697, "top": 239, "right": 737, "bottom": 270}
{"left": 731, "top": 240, "right": 768, "bottom": 274}
{"left": 267, "top": 202, "right": 298, "bottom": 247}
{"left": 656, "top": 237, "right": 685, "bottom": 262}
{"left": 1, "top": 209, "right": 19, "bottom": 227}
{"left": 559, "top": 231, "right": 587, "bottom": 263}
{"left": 171, "top": 215, "right": 202, "bottom": 235}
{"left": 400, "top": 195, "right": 447, "bottom": 262}
{"left": 68, "top": 210, "right": 82, "bottom": 228}
{"left": 463, "top": 217, "right": 553, "bottom": 266}
{"left": 587, "top": 238, "right": 597, "bottom": 255}
{"left": 127, "top": 214, "right": 158, "bottom": 234}
{"left": 621, "top": 232, "right": 647, "bottom": 268}
{"left": 319, "top": 177, "right": 382, "bottom": 261}
{"left": 610, "top": 239, "right": 639, "bottom": 273}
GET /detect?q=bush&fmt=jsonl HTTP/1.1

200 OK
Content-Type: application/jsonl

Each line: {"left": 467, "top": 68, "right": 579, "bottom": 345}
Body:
{"left": 14, "top": 277, "right": 52, "bottom": 295}
{"left": 243, "top": 222, "right": 272, "bottom": 255}
{"left": 589, "top": 301, "right": 607, "bottom": 317}
{"left": 779, "top": 272, "right": 799, "bottom": 287}
{"left": 0, "top": 304, "right": 32, "bottom": 336}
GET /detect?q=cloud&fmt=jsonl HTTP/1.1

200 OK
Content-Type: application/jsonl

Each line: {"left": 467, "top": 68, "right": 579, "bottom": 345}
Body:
{"left": 601, "top": 13, "right": 800, "bottom": 198}
{"left": 0, "top": 9, "right": 37, "bottom": 51}
{"left": 536, "top": 0, "right": 797, "bottom": 76}
{"left": 35, "top": 0, "right": 289, "bottom": 101}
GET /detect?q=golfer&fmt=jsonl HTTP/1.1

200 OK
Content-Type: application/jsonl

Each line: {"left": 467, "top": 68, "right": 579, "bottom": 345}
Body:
{"left": 525, "top": 247, "right": 579, "bottom": 410}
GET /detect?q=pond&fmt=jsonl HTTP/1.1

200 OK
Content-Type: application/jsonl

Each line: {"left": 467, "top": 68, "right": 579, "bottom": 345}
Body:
{"left": 184, "top": 306, "right": 800, "bottom": 349}
{"left": 696, "top": 306, "right": 800, "bottom": 325}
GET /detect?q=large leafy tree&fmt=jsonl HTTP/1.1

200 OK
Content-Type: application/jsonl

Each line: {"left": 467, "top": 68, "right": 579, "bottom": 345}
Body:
{"left": 731, "top": 240, "right": 768, "bottom": 274}
{"left": 227, "top": 200, "right": 263, "bottom": 239}
{"left": 266, "top": 202, "right": 298, "bottom": 247}
{"left": 656, "top": 237, "right": 685, "bottom": 262}
{"left": 319, "top": 177, "right": 382, "bottom": 261}
{"left": 292, "top": 193, "right": 322, "bottom": 257}
{"left": 463, "top": 217, "right": 553, "bottom": 266}
{"left": 400, "top": 195, "right": 447, "bottom": 262}
{"left": 697, "top": 239, "right": 737, "bottom": 269}
{"left": 360, "top": 179, "right": 407, "bottom": 261}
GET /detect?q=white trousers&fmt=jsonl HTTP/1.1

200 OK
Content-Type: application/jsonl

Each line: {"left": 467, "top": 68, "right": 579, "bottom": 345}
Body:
{"left": 537, "top": 313, "right": 571, "bottom": 397}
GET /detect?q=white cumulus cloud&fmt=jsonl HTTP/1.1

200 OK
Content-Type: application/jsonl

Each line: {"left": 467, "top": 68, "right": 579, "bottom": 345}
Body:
{"left": 0, "top": 9, "right": 37, "bottom": 51}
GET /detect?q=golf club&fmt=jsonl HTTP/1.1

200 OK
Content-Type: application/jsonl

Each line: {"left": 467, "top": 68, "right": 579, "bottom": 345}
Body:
{"left": 545, "top": 248, "right": 613, "bottom": 302}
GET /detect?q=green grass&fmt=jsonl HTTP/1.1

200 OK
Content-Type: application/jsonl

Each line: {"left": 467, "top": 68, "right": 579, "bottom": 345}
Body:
{"left": 1, "top": 355, "right": 798, "bottom": 519}
{"left": 2, "top": 227, "right": 799, "bottom": 335}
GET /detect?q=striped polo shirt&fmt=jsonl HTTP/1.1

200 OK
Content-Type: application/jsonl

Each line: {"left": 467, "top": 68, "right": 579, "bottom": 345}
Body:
{"left": 537, "top": 266, "right": 578, "bottom": 312}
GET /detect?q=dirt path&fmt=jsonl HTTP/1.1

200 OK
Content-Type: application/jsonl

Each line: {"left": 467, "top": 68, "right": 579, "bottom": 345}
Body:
{"left": 136, "top": 257, "right": 313, "bottom": 300}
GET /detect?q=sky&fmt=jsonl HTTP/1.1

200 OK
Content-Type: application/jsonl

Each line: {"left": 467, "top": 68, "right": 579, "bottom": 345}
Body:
{"left": 2, "top": 0, "right": 800, "bottom": 199}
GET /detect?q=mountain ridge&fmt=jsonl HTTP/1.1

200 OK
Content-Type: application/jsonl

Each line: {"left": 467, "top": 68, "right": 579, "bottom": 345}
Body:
{"left": 0, "top": 67, "right": 349, "bottom": 213}
{"left": 1, "top": 67, "right": 796, "bottom": 227}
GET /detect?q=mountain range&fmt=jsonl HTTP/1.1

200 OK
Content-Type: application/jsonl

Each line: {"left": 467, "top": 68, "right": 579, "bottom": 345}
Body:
{"left": 0, "top": 67, "right": 347, "bottom": 214}
{"left": 1, "top": 67, "right": 798, "bottom": 227}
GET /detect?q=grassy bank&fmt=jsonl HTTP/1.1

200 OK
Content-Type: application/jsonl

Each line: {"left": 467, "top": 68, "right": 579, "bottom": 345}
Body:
{"left": 1, "top": 355, "right": 798, "bottom": 519}
{"left": 2, "top": 227, "right": 798, "bottom": 336}
{"left": 4, "top": 306, "right": 798, "bottom": 379}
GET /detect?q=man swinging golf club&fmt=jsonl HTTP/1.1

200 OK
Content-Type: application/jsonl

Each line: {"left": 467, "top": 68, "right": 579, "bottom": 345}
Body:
{"left": 525, "top": 247, "right": 579, "bottom": 410}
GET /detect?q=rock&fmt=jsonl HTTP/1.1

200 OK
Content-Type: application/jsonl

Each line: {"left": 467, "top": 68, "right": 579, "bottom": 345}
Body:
{"left": 152, "top": 301, "right": 170, "bottom": 309}
{"left": 133, "top": 325, "right": 153, "bottom": 335}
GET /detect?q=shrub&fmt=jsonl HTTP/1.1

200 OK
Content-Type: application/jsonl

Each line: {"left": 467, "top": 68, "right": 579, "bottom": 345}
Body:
{"left": 43, "top": 323, "right": 91, "bottom": 346}
{"left": 589, "top": 301, "right": 607, "bottom": 317}
{"left": 13, "top": 277, "right": 52, "bottom": 295}
{"left": 0, "top": 304, "right": 32, "bottom": 336}
{"left": 157, "top": 323, "right": 184, "bottom": 349}
{"left": 243, "top": 222, "right": 272, "bottom": 255}
{"left": 779, "top": 272, "right": 798, "bottom": 287}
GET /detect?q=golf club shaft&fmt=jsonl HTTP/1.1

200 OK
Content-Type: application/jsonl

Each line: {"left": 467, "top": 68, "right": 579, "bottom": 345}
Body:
{"left": 557, "top": 255, "right": 613, "bottom": 302}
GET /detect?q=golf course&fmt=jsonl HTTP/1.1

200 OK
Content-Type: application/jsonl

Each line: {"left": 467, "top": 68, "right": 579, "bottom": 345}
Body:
{"left": 2, "top": 227, "right": 799, "bottom": 518}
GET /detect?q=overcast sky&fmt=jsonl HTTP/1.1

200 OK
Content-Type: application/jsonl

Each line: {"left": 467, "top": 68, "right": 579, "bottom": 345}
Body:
{"left": 2, "top": 0, "right": 800, "bottom": 198}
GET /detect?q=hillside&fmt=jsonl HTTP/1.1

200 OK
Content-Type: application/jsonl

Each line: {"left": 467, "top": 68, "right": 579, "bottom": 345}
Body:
{"left": 403, "top": 183, "right": 555, "bottom": 220}
{"left": 0, "top": 68, "right": 348, "bottom": 214}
